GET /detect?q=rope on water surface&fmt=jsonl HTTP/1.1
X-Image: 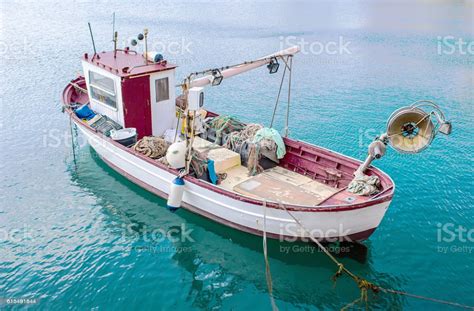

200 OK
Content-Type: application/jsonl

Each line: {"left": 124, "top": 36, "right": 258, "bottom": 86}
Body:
{"left": 269, "top": 203, "right": 474, "bottom": 310}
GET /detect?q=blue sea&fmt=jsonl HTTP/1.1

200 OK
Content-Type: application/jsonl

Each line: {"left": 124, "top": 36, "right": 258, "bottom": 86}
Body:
{"left": 1, "top": 0, "right": 473, "bottom": 309}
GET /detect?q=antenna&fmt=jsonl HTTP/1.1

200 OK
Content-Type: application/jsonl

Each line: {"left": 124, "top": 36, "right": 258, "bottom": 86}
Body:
{"left": 144, "top": 28, "right": 149, "bottom": 64}
{"left": 111, "top": 13, "right": 118, "bottom": 58}
{"left": 114, "top": 31, "right": 118, "bottom": 58}
{"left": 112, "top": 12, "right": 115, "bottom": 41}
{"left": 88, "top": 22, "right": 99, "bottom": 59}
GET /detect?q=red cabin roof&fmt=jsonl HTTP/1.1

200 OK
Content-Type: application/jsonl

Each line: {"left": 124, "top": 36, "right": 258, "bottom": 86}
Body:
{"left": 83, "top": 49, "right": 177, "bottom": 78}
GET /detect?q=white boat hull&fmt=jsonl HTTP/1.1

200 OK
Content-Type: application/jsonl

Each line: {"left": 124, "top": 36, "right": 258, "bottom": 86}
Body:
{"left": 77, "top": 123, "right": 391, "bottom": 242}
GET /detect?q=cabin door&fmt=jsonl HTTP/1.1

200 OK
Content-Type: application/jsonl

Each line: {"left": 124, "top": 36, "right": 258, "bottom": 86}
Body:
{"left": 121, "top": 76, "right": 152, "bottom": 139}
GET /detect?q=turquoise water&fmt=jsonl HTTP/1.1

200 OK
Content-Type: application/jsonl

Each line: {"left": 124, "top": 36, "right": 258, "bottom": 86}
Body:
{"left": 1, "top": 0, "right": 473, "bottom": 309}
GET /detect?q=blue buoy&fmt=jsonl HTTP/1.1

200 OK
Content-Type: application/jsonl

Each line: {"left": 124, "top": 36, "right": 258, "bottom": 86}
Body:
{"left": 153, "top": 53, "right": 164, "bottom": 63}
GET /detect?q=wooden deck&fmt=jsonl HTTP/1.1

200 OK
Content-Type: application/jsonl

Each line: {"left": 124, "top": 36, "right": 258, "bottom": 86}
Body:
{"left": 220, "top": 166, "right": 339, "bottom": 206}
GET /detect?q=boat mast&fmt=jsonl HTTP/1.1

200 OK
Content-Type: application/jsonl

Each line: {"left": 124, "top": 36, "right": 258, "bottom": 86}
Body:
{"left": 178, "top": 46, "right": 300, "bottom": 176}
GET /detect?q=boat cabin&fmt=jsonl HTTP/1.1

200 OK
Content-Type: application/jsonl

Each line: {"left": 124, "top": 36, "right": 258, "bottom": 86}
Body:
{"left": 81, "top": 49, "right": 177, "bottom": 138}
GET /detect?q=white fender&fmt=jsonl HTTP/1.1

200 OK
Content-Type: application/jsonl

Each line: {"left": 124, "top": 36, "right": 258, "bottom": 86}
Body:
{"left": 167, "top": 177, "right": 185, "bottom": 211}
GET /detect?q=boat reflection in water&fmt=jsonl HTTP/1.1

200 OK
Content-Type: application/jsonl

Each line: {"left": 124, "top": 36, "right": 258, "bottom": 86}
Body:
{"left": 67, "top": 145, "right": 404, "bottom": 309}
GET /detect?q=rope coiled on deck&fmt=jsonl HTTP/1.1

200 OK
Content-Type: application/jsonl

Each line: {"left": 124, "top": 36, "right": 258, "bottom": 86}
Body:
{"left": 133, "top": 136, "right": 169, "bottom": 159}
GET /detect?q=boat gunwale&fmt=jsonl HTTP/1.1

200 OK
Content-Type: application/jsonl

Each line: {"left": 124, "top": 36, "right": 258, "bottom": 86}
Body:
{"left": 62, "top": 77, "right": 395, "bottom": 213}
{"left": 98, "top": 153, "right": 379, "bottom": 241}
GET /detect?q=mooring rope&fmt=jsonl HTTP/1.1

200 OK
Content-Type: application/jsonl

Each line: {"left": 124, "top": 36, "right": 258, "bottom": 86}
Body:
{"left": 271, "top": 203, "right": 474, "bottom": 310}
{"left": 262, "top": 201, "right": 279, "bottom": 311}
{"left": 69, "top": 81, "right": 88, "bottom": 94}
{"left": 69, "top": 115, "right": 77, "bottom": 168}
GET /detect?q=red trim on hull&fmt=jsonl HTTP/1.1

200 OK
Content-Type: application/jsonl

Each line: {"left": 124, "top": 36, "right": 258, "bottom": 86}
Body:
{"left": 75, "top": 114, "right": 393, "bottom": 211}
{"left": 99, "top": 155, "right": 378, "bottom": 241}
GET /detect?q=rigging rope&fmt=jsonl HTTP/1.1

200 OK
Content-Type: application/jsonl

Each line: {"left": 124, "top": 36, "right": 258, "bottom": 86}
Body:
{"left": 69, "top": 115, "right": 77, "bottom": 169}
{"left": 270, "top": 64, "right": 287, "bottom": 128}
{"left": 284, "top": 56, "right": 292, "bottom": 137}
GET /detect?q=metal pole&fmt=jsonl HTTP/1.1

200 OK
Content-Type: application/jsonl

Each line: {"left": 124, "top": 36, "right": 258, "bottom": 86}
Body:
{"left": 144, "top": 28, "right": 149, "bottom": 64}
{"left": 114, "top": 31, "right": 118, "bottom": 58}
{"left": 88, "top": 22, "right": 98, "bottom": 59}
{"left": 112, "top": 12, "right": 115, "bottom": 41}
{"left": 111, "top": 13, "right": 117, "bottom": 58}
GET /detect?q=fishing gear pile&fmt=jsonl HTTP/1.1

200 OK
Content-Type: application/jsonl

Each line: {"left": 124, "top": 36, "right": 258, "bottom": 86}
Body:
{"left": 206, "top": 115, "right": 245, "bottom": 145}
{"left": 133, "top": 136, "right": 169, "bottom": 159}
{"left": 347, "top": 174, "right": 381, "bottom": 196}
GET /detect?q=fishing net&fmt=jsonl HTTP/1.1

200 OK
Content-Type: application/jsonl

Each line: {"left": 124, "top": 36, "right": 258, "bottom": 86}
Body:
{"left": 208, "top": 115, "right": 245, "bottom": 143}
{"left": 347, "top": 174, "right": 381, "bottom": 196}
{"left": 133, "top": 136, "right": 169, "bottom": 159}
{"left": 225, "top": 123, "right": 263, "bottom": 152}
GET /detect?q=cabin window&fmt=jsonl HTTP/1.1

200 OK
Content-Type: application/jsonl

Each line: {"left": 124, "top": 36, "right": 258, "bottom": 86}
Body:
{"left": 89, "top": 71, "right": 117, "bottom": 108}
{"left": 155, "top": 77, "right": 169, "bottom": 102}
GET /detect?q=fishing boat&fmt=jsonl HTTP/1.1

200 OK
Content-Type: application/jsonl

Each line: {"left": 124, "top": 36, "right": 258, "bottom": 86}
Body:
{"left": 62, "top": 28, "right": 451, "bottom": 242}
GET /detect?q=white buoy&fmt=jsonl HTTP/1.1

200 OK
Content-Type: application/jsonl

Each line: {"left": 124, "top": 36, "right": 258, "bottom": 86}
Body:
{"left": 167, "top": 177, "right": 185, "bottom": 211}
{"left": 145, "top": 51, "right": 164, "bottom": 63}
{"left": 166, "top": 141, "right": 187, "bottom": 169}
